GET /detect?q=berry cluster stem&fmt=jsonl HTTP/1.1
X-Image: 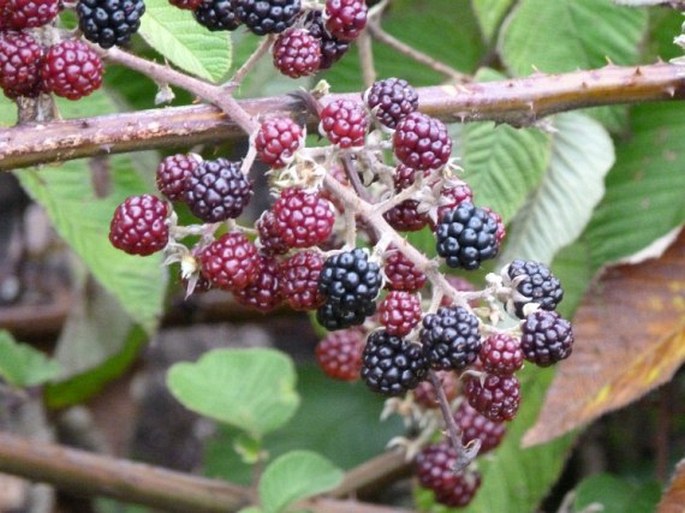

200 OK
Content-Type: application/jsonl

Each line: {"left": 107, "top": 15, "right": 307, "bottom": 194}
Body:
{"left": 101, "top": 46, "right": 259, "bottom": 134}
{"left": 428, "top": 370, "right": 480, "bottom": 472}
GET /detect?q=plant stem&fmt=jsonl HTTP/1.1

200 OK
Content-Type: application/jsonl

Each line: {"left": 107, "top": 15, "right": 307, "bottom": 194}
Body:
{"left": 3, "top": 63, "right": 684, "bottom": 171}
{"left": 428, "top": 370, "right": 479, "bottom": 472}
{"left": 366, "top": 20, "right": 469, "bottom": 83}
{"left": 0, "top": 432, "right": 416, "bottom": 513}
{"left": 0, "top": 432, "right": 251, "bottom": 512}
{"left": 101, "top": 47, "right": 258, "bottom": 134}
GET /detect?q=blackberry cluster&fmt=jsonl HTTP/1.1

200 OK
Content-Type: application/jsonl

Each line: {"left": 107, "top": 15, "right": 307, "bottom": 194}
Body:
{"left": 420, "top": 306, "right": 481, "bottom": 370}
{"left": 436, "top": 202, "right": 500, "bottom": 270}
{"left": 317, "top": 248, "right": 381, "bottom": 331}
{"left": 360, "top": 329, "right": 427, "bottom": 396}
{"left": 0, "top": 9, "right": 105, "bottom": 102}
{"left": 76, "top": 0, "right": 146, "bottom": 49}
{"left": 503, "top": 259, "right": 564, "bottom": 318}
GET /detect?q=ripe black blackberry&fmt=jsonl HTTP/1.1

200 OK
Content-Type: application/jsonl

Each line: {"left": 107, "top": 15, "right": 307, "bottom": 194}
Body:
{"left": 364, "top": 77, "right": 419, "bottom": 129}
{"left": 435, "top": 202, "right": 500, "bottom": 270}
{"left": 420, "top": 306, "right": 481, "bottom": 371}
{"left": 193, "top": 0, "right": 241, "bottom": 31}
{"left": 318, "top": 248, "right": 382, "bottom": 311}
{"left": 184, "top": 158, "right": 253, "bottom": 222}
{"left": 272, "top": 27, "right": 321, "bottom": 78}
{"left": 316, "top": 299, "right": 375, "bottom": 331}
{"left": 503, "top": 259, "right": 564, "bottom": 318}
{"left": 236, "top": 0, "right": 300, "bottom": 35}
{"left": 303, "top": 9, "right": 349, "bottom": 70}
{"left": 77, "top": 0, "right": 146, "bottom": 49}
{"left": 415, "top": 442, "right": 482, "bottom": 507}
{"left": 0, "top": 31, "right": 44, "bottom": 99}
{"left": 454, "top": 400, "right": 506, "bottom": 455}
{"left": 156, "top": 153, "right": 199, "bottom": 201}
{"left": 464, "top": 373, "right": 521, "bottom": 422}
{"left": 361, "top": 329, "right": 428, "bottom": 396}
{"left": 520, "top": 310, "right": 573, "bottom": 367}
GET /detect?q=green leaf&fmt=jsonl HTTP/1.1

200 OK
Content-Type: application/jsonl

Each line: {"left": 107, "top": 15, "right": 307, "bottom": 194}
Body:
{"left": 237, "top": 508, "right": 263, "bottom": 513}
{"left": 471, "top": 0, "right": 513, "bottom": 41}
{"left": 573, "top": 474, "right": 661, "bottom": 513}
{"left": 45, "top": 325, "right": 146, "bottom": 408}
{"left": 499, "top": 0, "right": 647, "bottom": 75}
{"left": 139, "top": 0, "right": 231, "bottom": 82}
{"left": 498, "top": 0, "right": 647, "bottom": 130}
{"left": 584, "top": 102, "right": 685, "bottom": 269}
{"left": 550, "top": 241, "right": 595, "bottom": 318}
{"left": 14, "top": 91, "right": 166, "bottom": 334}
{"left": 16, "top": 156, "right": 166, "bottom": 334}
{"left": 499, "top": 113, "right": 614, "bottom": 265}
{"left": 203, "top": 364, "right": 404, "bottom": 484}
{"left": 41, "top": 270, "right": 148, "bottom": 408}
{"left": 461, "top": 119, "right": 550, "bottom": 224}
{"left": 168, "top": 348, "right": 300, "bottom": 438}
{"left": 259, "top": 451, "right": 343, "bottom": 513}
{"left": 0, "top": 331, "right": 60, "bottom": 387}
{"left": 322, "top": 0, "right": 485, "bottom": 92}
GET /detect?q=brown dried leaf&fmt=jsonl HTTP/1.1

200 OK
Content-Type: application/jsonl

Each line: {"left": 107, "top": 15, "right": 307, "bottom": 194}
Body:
{"left": 523, "top": 228, "right": 685, "bottom": 447}
{"left": 658, "top": 459, "right": 685, "bottom": 513}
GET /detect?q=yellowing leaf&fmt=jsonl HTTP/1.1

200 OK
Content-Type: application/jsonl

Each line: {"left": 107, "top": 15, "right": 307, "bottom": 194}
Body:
{"left": 658, "top": 460, "right": 685, "bottom": 513}
{"left": 523, "top": 228, "right": 685, "bottom": 446}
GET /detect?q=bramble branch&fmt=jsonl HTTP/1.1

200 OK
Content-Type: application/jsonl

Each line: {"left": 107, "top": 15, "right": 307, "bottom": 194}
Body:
{"left": 0, "top": 432, "right": 412, "bottom": 513}
{"left": 1, "top": 63, "right": 684, "bottom": 171}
